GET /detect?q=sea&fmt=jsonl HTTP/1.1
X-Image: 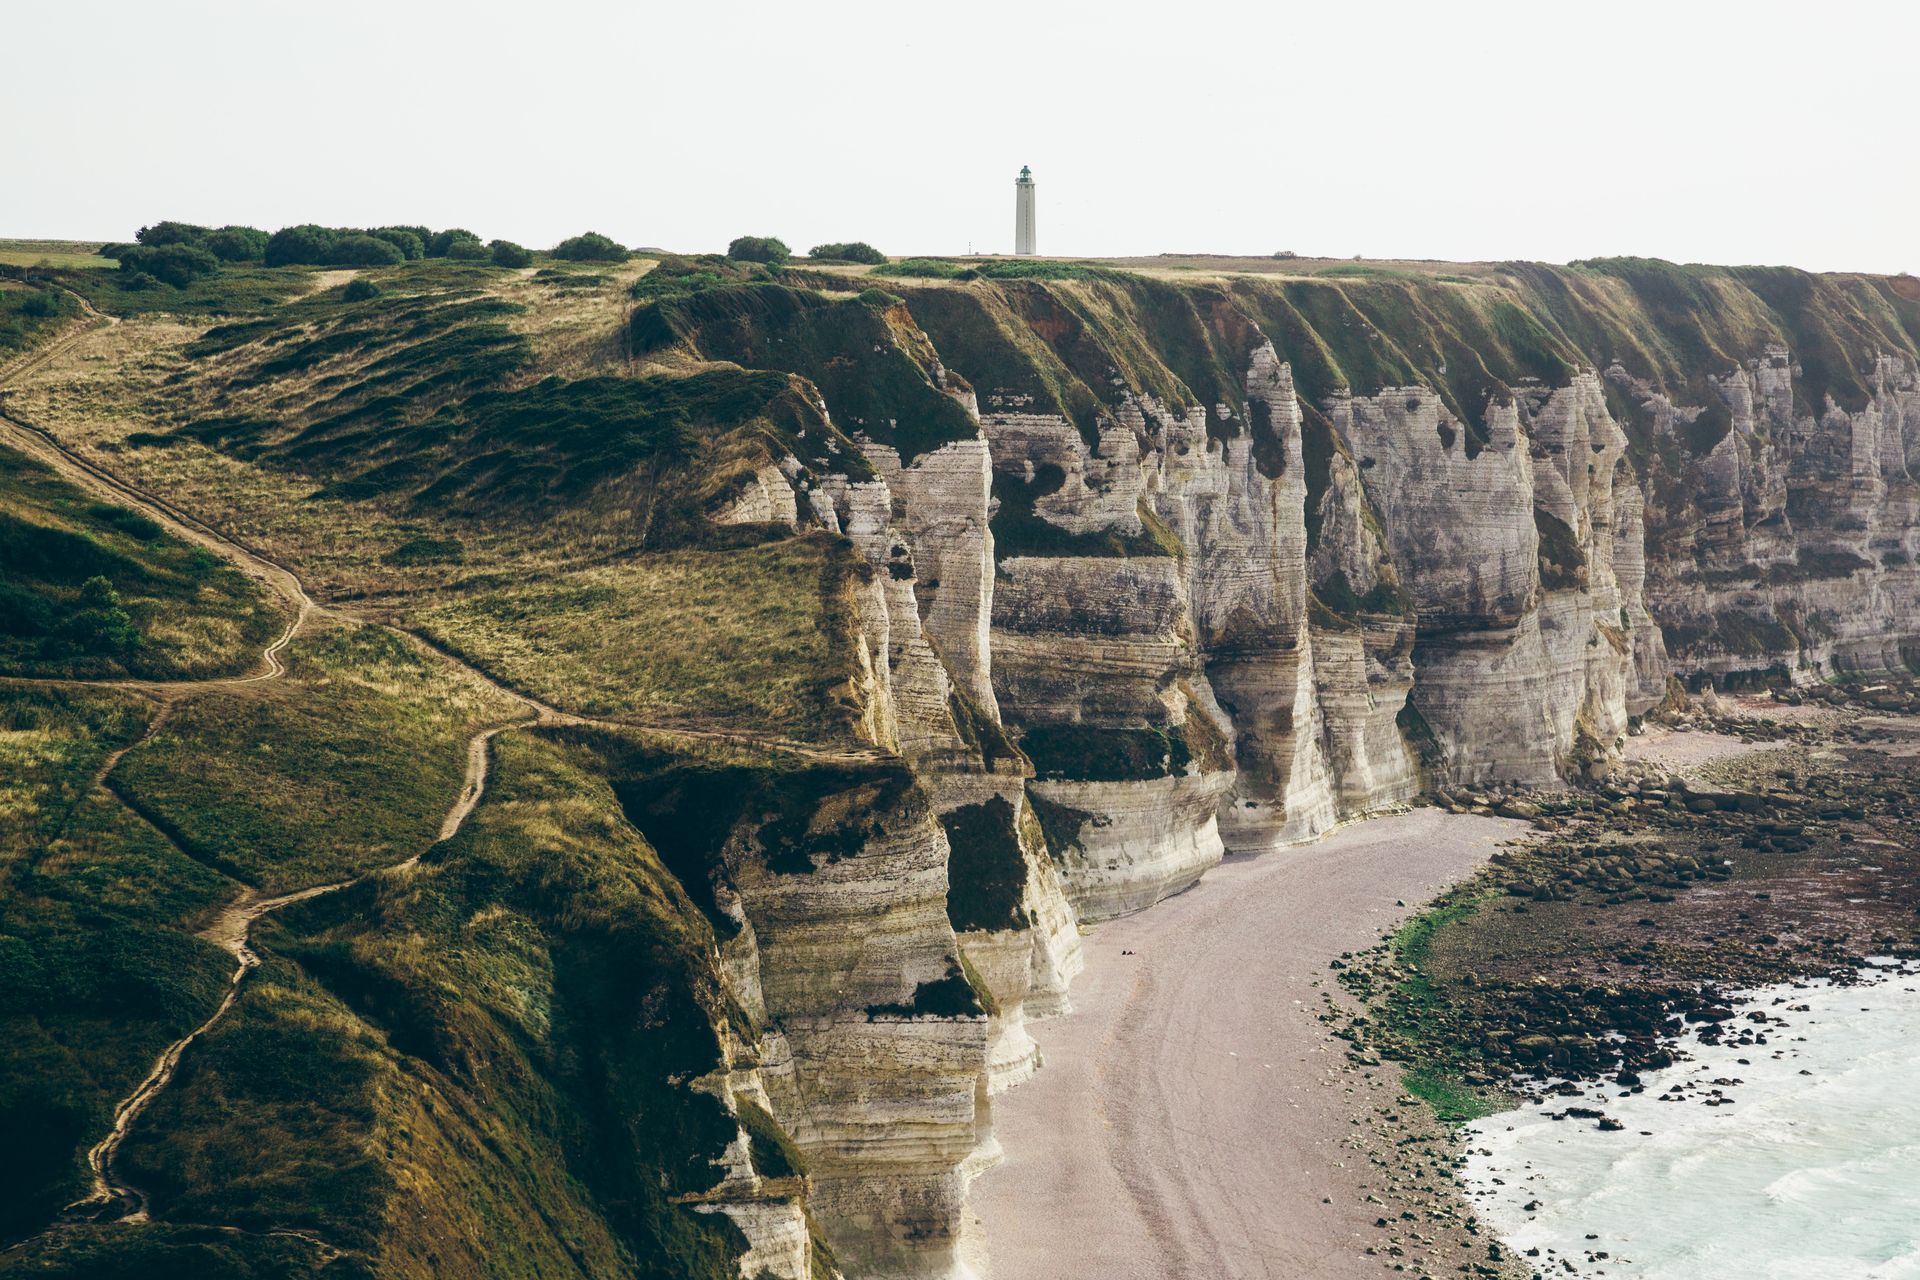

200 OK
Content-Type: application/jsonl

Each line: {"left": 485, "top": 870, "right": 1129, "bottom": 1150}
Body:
{"left": 1462, "top": 962, "right": 1920, "bottom": 1279}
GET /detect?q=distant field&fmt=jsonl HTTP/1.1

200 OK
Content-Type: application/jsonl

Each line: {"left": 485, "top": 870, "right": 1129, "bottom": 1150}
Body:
{"left": 0, "top": 239, "right": 115, "bottom": 269}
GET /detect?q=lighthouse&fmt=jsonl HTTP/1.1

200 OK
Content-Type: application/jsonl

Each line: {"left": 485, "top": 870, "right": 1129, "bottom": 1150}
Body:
{"left": 1014, "top": 165, "right": 1036, "bottom": 256}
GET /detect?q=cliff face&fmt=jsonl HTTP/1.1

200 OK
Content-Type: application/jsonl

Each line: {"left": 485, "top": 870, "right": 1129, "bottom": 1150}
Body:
{"left": 632, "top": 259, "right": 1920, "bottom": 1276}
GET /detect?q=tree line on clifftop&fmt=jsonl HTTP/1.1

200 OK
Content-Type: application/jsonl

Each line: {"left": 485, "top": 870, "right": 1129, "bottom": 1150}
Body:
{"left": 91, "top": 224, "right": 887, "bottom": 290}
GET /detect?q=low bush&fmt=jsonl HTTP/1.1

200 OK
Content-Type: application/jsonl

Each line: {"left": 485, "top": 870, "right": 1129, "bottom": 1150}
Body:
{"left": 342, "top": 277, "right": 381, "bottom": 302}
{"left": 553, "top": 231, "right": 629, "bottom": 262}
{"left": 115, "top": 243, "right": 219, "bottom": 288}
{"left": 205, "top": 226, "right": 268, "bottom": 262}
{"left": 807, "top": 241, "right": 884, "bottom": 264}
{"left": 490, "top": 239, "right": 533, "bottom": 268}
{"left": 263, "top": 224, "right": 337, "bottom": 267}
{"left": 327, "top": 235, "right": 404, "bottom": 267}
{"left": 725, "top": 235, "right": 789, "bottom": 265}
{"left": 0, "top": 284, "right": 78, "bottom": 355}
{"left": 425, "top": 228, "right": 482, "bottom": 258}
{"left": 871, "top": 257, "right": 968, "bottom": 279}
{"left": 370, "top": 227, "right": 425, "bottom": 260}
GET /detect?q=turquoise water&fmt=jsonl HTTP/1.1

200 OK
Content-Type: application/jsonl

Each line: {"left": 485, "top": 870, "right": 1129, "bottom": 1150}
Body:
{"left": 1463, "top": 965, "right": 1920, "bottom": 1278}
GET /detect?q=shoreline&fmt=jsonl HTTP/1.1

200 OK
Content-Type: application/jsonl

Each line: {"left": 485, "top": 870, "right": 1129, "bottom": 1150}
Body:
{"left": 1339, "top": 690, "right": 1920, "bottom": 1278}
{"left": 967, "top": 808, "right": 1527, "bottom": 1279}
{"left": 971, "top": 689, "right": 1920, "bottom": 1280}
{"left": 1464, "top": 961, "right": 1920, "bottom": 1277}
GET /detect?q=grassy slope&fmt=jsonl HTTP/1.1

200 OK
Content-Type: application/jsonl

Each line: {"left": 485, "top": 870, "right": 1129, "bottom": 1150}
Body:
{"left": 116, "top": 729, "right": 749, "bottom": 1280}
{"left": 0, "top": 687, "right": 237, "bottom": 1241}
{"left": 0, "top": 280, "right": 82, "bottom": 356}
{"left": 0, "top": 443, "right": 286, "bottom": 680}
{"left": 112, "top": 621, "right": 516, "bottom": 893}
{"left": 632, "top": 283, "right": 977, "bottom": 464}
{"left": 412, "top": 534, "right": 868, "bottom": 742}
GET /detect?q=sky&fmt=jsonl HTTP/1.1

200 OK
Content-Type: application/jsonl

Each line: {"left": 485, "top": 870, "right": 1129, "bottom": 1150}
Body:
{"left": 6, "top": 0, "right": 1917, "bottom": 273}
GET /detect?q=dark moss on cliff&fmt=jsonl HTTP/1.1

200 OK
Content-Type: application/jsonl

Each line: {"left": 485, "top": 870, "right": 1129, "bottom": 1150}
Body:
{"left": 864, "top": 961, "right": 985, "bottom": 1020}
{"left": 942, "top": 797, "right": 1026, "bottom": 933}
{"left": 1021, "top": 723, "right": 1222, "bottom": 783}
{"left": 1534, "top": 507, "right": 1587, "bottom": 591}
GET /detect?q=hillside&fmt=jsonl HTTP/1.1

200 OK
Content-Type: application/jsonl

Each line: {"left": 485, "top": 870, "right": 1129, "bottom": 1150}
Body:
{"left": 3, "top": 242, "right": 1919, "bottom": 1279}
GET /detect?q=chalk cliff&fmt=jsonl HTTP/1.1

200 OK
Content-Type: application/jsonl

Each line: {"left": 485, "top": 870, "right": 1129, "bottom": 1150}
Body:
{"left": 629, "top": 260, "right": 1920, "bottom": 1277}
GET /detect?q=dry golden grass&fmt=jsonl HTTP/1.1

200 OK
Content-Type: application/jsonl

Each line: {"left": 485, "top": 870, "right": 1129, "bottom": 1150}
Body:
{"left": 0, "top": 239, "right": 114, "bottom": 270}
{"left": 6, "top": 307, "right": 653, "bottom": 606}
{"left": 410, "top": 536, "right": 859, "bottom": 740}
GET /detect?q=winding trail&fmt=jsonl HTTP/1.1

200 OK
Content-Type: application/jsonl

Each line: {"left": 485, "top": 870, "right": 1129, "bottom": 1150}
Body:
{"left": 0, "top": 302, "right": 886, "bottom": 1247}
{"left": 969, "top": 809, "right": 1524, "bottom": 1280}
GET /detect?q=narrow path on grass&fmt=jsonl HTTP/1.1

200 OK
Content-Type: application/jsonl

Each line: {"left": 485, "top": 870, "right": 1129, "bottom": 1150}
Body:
{"left": 75, "top": 713, "right": 532, "bottom": 1225}
{"left": 968, "top": 809, "right": 1525, "bottom": 1280}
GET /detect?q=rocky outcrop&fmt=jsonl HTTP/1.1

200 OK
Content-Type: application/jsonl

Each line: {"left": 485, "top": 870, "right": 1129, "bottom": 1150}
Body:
{"left": 718, "top": 772, "right": 988, "bottom": 1280}
{"left": 1621, "top": 348, "right": 1920, "bottom": 682}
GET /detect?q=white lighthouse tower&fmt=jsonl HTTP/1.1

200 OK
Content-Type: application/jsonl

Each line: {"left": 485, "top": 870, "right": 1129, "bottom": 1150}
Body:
{"left": 1014, "top": 165, "right": 1036, "bottom": 256}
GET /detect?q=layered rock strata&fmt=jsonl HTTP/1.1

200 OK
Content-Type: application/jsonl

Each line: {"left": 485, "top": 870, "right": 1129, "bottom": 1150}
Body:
{"left": 632, "top": 265, "right": 1920, "bottom": 1278}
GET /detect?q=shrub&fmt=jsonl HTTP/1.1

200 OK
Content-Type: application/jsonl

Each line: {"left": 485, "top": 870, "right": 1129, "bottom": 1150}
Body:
{"left": 135, "top": 221, "right": 212, "bottom": 247}
{"left": 383, "top": 224, "right": 433, "bottom": 248}
{"left": 264, "top": 224, "right": 338, "bottom": 267}
{"left": 205, "top": 226, "right": 268, "bottom": 262}
{"left": 116, "top": 243, "right": 220, "bottom": 288}
{"left": 726, "top": 235, "right": 790, "bottom": 264}
{"left": 808, "top": 241, "right": 885, "bottom": 264}
{"left": 426, "top": 228, "right": 482, "bottom": 258}
{"left": 59, "top": 576, "right": 141, "bottom": 656}
{"left": 553, "top": 231, "right": 629, "bottom": 262}
{"left": 490, "top": 240, "right": 533, "bottom": 268}
{"left": 326, "top": 235, "right": 405, "bottom": 267}
{"left": 446, "top": 237, "right": 491, "bottom": 261}
{"left": 370, "top": 228, "right": 425, "bottom": 260}
{"left": 870, "top": 257, "right": 967, "bottom": 279}
{"left": 343, "top": 278, "right": 382, "bottom": 302}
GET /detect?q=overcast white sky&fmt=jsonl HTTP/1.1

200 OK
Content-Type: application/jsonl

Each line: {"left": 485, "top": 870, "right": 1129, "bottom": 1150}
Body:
{"left": 6, "top": 0, "right": 1915, "bottom": 272}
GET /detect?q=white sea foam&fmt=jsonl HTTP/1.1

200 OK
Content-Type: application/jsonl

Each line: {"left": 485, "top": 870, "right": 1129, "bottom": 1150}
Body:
{"left": 1463, "top": 964, "right": 1920, "bottom": 1278}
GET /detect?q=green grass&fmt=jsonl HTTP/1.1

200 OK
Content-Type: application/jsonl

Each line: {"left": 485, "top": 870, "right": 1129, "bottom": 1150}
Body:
{"left": 0, "top": 1222, "right": 342, "bottom": 1278}
{"left": 308, "top": 369, "right": 846, "bottom": 536}
{"left": 0, "top": 687, "right": 237, "bottom": 1243}
{"left": 117, "top": 729, "right": 757, "bottom": 1278}
{"left": 54, "top": 265, "right": 314, "bottom": 318}
{"left": 1373, "top": 894, "right": 1507, "bottom": 1125}
{"left": 1021, "top": 723, "right": 1204, "bottom": 782}
{"left": 992, "top": 465, "right": 1180, "bottom": 560}
{"left": 112, "top": 621, "right": 513, "bottom": 893}
{"left": 0, "top": 443, "right": 286, "bottom": 680}
{"left": 413, "top": 535, "right": 868, "bottom": 742}
{"left": 0, "top": 280, "right": 81, "bottom": 355}
{"left": 0, "top": 240, "right": 115, "bottom": 271}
